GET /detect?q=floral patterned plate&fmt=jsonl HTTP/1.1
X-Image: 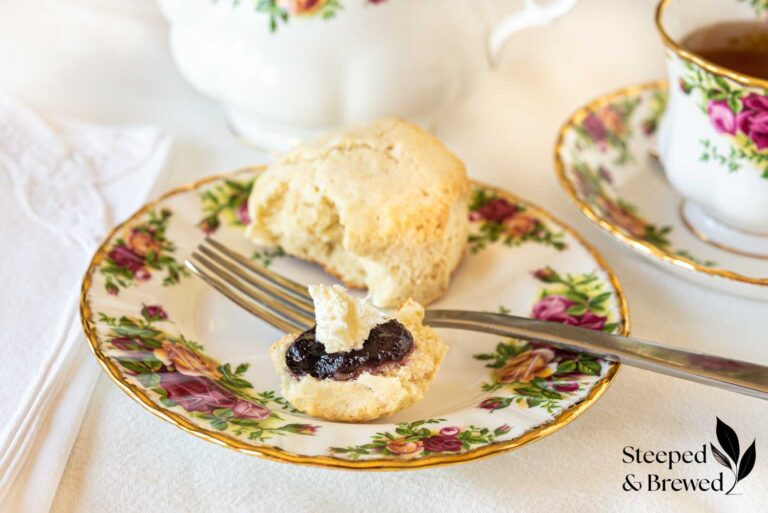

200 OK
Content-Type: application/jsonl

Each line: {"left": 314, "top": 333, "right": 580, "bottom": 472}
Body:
{"left": 555, "top": 81, "right": 768, "bottom": 301}
{"left": 80, "top": 168, "right": 628, "bottom": 469}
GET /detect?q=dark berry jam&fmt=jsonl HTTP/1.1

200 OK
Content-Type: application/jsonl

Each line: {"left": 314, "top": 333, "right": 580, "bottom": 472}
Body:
{"left": 285, "top": 320, "right": 414, "bottom": 381}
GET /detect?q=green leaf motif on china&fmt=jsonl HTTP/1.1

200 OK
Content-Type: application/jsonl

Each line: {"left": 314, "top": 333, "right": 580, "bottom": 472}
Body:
{"left": 573, "top": 96, "right": 642, "bottom": 165}
{"left": 100, "top": 209, "right": 190, "bottom": 296}
{"left": 468, "top": 188, "right": 567, "bottom": 254}
{"left": 251, "top": 246, "right": 286, "bottom": 267}
{"left": 199, "top": 178, "right": 255, "bottom": 234}
{"left": 641, "top": 89, "right": 667, "bottom": 137}
{"left": 673, "top": 250, "right": 716, "bottom": 268}
{"left": 98, "top": 305, "right": 317, "bottom": 441}
{"left": 473, "top": 269, "right": 615, "bottom": 414}
{"left": 219, "top": 0, "right": 383, "bottom": 33}
{"left": 739, "top": 0, "right": 768, "bottom": 15}
{"left": 699, "top": 138, "right": 743, "bottom": 173}
{"left": 679, "top": 61, "right": 768, "bottom": 179}
{"left": 530, "top": 268, "right": 617, "bottom": 331}
{"left": 329, "top": 419, "right": 511, "bottom": 459}
{"left": 570, "top": 160, "right": 716, "bottom": 267}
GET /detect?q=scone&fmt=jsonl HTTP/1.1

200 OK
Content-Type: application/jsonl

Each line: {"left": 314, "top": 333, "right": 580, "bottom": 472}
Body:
{"left": 269, "top": 284, "right": 447, "bottom": 422}
{"left": 245, "top": 118, "right": 469, "bottom": 307}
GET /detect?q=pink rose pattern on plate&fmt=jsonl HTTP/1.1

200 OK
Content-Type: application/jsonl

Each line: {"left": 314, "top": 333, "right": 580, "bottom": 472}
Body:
{"left": 574, "top": 96, "right": 642, "bottom": 165}
{"left": 198, "top": 178, "right": 254, "bottom": 235}
{"left": 100, "top": 209, "right": 189, "bottom": 295}
{"left": 330, "top": 419, "right": 512, "bottom": 460}
{"left": 468, "top": 188, "right": 567, "bottom": 253}
{"left": 197, "top": 177, "right": 288, "bottom": 267}
{"left": 98, "top": 306, "right": 317, "bottom": 441}
{"left": 474, "top": 267, "right": 617, "bottom": 414}
{"left": 569, "top": 90, "right": 716, "bottom": 268}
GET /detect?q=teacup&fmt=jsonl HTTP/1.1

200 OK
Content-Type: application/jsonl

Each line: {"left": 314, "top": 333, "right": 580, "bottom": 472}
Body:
{"left": 656, "top": 0, "right": 768, "bottom": 257}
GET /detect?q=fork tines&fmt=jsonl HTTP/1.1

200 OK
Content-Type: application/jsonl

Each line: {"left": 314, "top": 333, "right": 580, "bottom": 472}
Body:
{"left": 185, "top": 238, "right": 315, "bottom": 334}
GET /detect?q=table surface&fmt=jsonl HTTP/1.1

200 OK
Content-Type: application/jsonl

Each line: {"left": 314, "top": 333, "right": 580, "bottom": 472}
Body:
{"left": 2, "top": 0, "right": 766, "bottom": 511}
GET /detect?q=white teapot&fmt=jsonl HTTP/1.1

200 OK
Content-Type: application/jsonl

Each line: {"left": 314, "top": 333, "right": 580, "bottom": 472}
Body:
{"left": 159, "top": 0, "right": 577, "bottom": 148}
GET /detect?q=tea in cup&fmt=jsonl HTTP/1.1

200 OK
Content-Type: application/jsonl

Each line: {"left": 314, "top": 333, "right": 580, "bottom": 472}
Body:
{"left": 656, "top": 0, "right": 768, "bottom": 257}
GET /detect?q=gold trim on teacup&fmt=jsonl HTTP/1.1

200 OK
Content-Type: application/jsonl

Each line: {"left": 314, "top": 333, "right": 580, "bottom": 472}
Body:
{"left": 554, "top": 80, "right": 768, "bottom": 288}
{"left": 655, "top": 0, "right": 768, "bottom": 91}
{"left": 80, "top": 167, "right": 629, "bottom": 470}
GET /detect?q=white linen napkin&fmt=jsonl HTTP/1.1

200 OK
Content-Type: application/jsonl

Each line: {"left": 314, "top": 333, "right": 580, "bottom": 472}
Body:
{"left": 0, "top": 94, "right": 171, "bottom": 513}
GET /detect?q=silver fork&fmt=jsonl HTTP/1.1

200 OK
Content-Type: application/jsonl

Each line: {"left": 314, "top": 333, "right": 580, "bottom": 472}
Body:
{"left": 185, "top": 238, "right": 768, "bottom": 400}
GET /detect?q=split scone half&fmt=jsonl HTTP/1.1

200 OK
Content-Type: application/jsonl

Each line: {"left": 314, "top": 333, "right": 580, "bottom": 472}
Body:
{"left": 245, "top": 117, "right": 469, "bottom": 308}
{"left": 269, "top": 284, "right": 447, "bottom": 422}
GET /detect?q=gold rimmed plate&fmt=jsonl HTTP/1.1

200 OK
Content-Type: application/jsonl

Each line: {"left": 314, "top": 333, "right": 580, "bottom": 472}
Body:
{"left": 81, "top": 167, "right": 628, "bottom": 470}
{"left": 554, "top": 81, "right": 768, "bottom": 300}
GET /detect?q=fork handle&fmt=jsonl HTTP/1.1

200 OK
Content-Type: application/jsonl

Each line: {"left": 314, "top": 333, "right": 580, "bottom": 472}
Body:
{"left": 424, "top": 310, "right": 768, "bottom": 400}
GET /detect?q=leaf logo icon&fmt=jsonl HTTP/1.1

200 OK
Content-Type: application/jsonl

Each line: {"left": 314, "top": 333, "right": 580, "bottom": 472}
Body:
{"left": 713, "top": 417, "right": 757, "bottom": 495}
{"left": 710, "top": 443, "right": 731, "bottom": 470}
{"left": 716, "top": 417, "right": 740, "bottom": 463}
{"left": 738, "top": 441, "right": 757, "bottom": 482}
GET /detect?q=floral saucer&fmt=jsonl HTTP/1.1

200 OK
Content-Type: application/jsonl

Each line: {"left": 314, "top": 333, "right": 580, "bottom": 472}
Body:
{"left": 555, "top": 81, "right": 768, "bottom": 301}
{"left": 80, "top": 168, "right": 628, "bottom": 469}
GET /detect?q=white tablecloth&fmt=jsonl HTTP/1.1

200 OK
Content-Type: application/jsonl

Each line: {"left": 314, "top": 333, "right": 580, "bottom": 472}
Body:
{"left": 1, "top": 1, "right": 766, "bottom": 511}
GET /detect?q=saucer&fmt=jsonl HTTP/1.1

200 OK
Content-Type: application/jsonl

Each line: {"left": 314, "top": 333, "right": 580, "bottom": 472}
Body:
{"left": 81, "top": 167, "right": 628, "bottom": 470}
{"left": 555, "top": 81, "right": 768, "bottom": 300}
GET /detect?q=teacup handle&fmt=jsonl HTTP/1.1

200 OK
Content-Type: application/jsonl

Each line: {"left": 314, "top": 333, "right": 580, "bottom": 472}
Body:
{"left": 488, "top": 0, "right": 579, "bottom": 66}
